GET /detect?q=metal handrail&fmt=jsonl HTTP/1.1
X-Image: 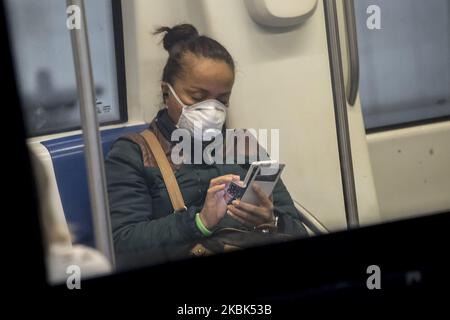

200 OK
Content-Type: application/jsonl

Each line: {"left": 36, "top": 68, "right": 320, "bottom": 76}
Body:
{"left": 67, "top": 0, "right": 115, "bottom": 268}
{"left": 323, "top": 0, "right": 360, "bottom": 229}
{"left": 343, "top": 0, "right": 360, "bottom": 106}
{"left": 294, "top": 200, "right": 329, "bottom": 235}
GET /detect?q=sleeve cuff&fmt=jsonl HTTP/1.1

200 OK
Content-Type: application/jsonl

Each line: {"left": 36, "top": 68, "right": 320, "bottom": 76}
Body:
{"left": 176, "top": 205, "right": 210, "bottom": 240}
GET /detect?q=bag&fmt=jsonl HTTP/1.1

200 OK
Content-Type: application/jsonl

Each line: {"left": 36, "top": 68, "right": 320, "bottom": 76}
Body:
{"left": 140, "top": 129, "right": 293, "bottom": 256}
{"left": 190, "top": 227, "right": 294, "bottom": 256}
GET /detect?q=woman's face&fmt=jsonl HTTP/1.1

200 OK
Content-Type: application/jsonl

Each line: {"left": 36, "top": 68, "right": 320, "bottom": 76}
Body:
{"left": 162, "top": 53, "right": 235, "bottom": 124}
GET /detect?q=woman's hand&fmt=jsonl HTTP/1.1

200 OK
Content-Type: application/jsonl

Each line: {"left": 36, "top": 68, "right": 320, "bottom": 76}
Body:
{"left": 227, "top": 184, "right": 275, "bottom": 228}
{"left": 199, "top": 174, "right": 241, "bottom": 229}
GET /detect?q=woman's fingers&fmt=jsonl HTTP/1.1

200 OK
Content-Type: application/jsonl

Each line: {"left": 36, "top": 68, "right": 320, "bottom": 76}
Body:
{"left": 227, "top": 204, "right": 265, "bottom": 226}
{"left": 226, "top": 210, "right": 253, "bottom": 228}
{"left": 207, "top": 183, "right": 226, "bottom": 196}
{"left": 232, "top": 199, "right": 271, "bottom": 222}
{"left": 234, "top": 180, "right": 245, "bottom": 187}
{"left": 210, "top": 174, "right": 240, "bottom": 187}
{"left": 230, "top": 184, "right": 275, "bottom": 223}
{"left": 232, "top": 199, "right": 264, "bottom": 216}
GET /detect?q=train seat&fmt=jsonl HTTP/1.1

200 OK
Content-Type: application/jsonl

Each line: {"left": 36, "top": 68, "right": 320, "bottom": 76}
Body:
{"left": 41, "top": 124, "right": 148, "bottom": 248}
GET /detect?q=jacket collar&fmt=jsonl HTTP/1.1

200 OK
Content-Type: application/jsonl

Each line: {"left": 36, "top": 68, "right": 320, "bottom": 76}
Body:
{"left": 154, "top": 108, "right": 177, "bottom": 143}
{"left": 149, "top": 108, "right": 175, "bottom": 157}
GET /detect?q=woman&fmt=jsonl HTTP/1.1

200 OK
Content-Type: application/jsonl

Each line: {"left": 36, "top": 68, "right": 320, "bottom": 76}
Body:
{"left": 105, "top": 24, "right": 307, "bottom": 259}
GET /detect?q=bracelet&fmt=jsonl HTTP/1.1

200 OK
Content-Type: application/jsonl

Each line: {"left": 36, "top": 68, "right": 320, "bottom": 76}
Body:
{"left": 195, "top": 213, "right": 213, "bottom": 237}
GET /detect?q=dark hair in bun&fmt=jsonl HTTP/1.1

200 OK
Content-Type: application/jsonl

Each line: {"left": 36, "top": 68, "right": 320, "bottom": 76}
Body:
{"left": 154, "top": 24, "right": 199, "bottom": 52}
{"left": 154, "top": 23, "right": 235, "bottom": 84}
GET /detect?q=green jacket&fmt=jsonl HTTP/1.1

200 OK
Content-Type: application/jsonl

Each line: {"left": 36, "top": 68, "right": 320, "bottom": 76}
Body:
{"left": 105, "top": 110, "right": 307, "bottom": 257}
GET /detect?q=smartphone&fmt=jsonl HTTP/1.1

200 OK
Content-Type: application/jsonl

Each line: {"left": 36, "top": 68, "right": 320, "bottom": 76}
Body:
{"left": 226, "top": 160, "right": 285, "bottom": 205}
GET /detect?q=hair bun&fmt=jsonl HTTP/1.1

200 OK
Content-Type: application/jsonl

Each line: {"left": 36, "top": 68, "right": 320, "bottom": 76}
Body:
{"left": 154, "top": 24, "right": 199, "bottom": 52}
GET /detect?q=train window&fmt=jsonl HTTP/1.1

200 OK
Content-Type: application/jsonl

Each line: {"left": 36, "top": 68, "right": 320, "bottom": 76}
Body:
{"left": 3, "top": 0, "right": 448, "bottom": 296}
{"left": 354, "top": 0, "right": 450, "bottom": 130}
{"left": 4, "top": 0, "right": 126, "bottom": 137}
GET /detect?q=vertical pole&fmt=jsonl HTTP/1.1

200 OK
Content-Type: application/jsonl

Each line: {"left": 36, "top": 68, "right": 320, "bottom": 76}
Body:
{"left": 67, "top": 0, "right": 115, "bottom": 267}
{"left": 323, "top": 0, "right": 360, "bottom": 228}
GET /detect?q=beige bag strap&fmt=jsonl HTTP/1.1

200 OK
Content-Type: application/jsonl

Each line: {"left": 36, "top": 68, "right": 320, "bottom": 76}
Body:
{"left": 140, "top": 129, "right": 186, "bottom": 213}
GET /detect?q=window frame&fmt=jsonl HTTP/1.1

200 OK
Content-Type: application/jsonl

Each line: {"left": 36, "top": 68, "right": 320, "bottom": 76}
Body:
{"left": 365, "top": 115, "right": 450, "bottom": 134}
{"left": 352, "top": 0, "right": 450, "bottom": 134}
{"left": 20, "top": 0, "right": 128, "bottom": 138}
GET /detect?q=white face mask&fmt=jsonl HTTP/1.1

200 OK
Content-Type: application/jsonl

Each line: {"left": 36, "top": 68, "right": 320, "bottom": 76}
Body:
{"left": 166, "top": 83, "right": 227, "bottom": 141}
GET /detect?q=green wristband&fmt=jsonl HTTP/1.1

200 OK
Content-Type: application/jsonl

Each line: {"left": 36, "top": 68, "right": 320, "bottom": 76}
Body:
{"left": 195, "top": 213, "right": 213, "bottom": 237}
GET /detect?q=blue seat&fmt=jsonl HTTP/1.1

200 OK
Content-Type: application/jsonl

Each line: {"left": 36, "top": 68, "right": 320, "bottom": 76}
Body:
{"left": 41, "top": 124, "right": 148, "bottom": 247}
